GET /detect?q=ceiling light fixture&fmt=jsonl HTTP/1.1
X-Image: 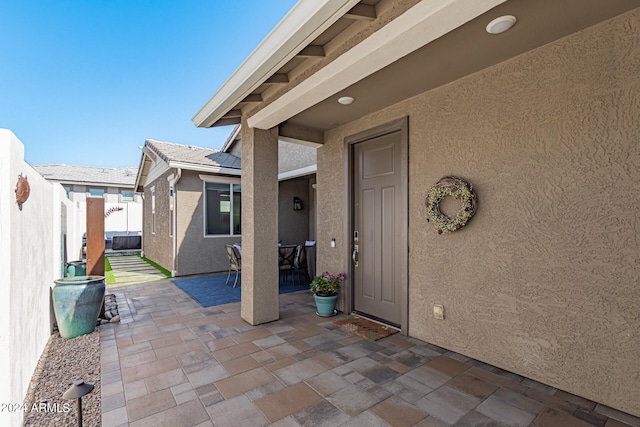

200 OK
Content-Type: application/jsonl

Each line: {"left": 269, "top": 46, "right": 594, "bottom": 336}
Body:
{"left": 338, "top": 96, "right": 354, "bottom": 105}
{"left": 486, "top": 15, "right": 516, "bottom": 34}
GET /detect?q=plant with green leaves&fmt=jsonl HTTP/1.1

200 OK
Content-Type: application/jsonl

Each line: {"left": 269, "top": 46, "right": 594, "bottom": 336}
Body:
{"left": 310, "top": 271, "right": 345, "bottom": 296}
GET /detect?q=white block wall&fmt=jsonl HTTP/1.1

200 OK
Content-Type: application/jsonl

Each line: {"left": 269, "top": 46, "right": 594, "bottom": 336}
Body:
{"left": 0, "top": 129, "right": 83, "bottom": 426}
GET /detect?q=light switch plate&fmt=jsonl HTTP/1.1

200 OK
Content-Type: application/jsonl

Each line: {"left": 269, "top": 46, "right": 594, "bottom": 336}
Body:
{"left": 433, "top": 304, "right": 445, "bottom": 320}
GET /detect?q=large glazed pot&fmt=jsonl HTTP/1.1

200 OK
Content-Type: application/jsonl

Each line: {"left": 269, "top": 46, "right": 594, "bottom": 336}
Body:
{"left": 52, "top": 276, "right": 105, "bottom": 339}
{"left": 65, "top": 261, "right": 87, "bottom": 277}
{"left": 314, "top": 294, "right": 338, "bottom": 317}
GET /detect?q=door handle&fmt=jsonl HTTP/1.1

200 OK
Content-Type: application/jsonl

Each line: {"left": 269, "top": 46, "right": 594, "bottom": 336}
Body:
{"left": 352, "top": 244, "right": 359, "bottom": 267}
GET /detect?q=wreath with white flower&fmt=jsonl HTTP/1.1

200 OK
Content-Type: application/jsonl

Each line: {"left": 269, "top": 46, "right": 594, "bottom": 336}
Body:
{"left": 426, "top": 176, "right": 477, "bottom": 234}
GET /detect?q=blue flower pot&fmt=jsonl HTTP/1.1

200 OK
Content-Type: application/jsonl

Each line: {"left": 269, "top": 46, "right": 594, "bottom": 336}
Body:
{"left": 52, "top": 275, "right": 105, "bottom": 339}
{"left": 314, "top": 294, "right": 338, "bottom": 317}
{"left": 65, "top": 261, "right": 86, "bottom": 277}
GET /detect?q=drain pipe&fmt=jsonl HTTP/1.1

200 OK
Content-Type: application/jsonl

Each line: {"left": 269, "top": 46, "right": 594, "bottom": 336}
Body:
{"left": 169, "top": 168, "right": 181, "bottom": 277}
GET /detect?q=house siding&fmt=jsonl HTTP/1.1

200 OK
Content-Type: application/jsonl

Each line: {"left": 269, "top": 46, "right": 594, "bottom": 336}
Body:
{"left": 175, "top": 170, "right": 239, "bottom": 276}
{"left": 318, "top": 8, "right": 640, "bottom": 416}
{"left": 142, "top": 169, "right": 174, "bottom": 272}
{"left": 278, "top": 177, "right": 310, "bottom": 245}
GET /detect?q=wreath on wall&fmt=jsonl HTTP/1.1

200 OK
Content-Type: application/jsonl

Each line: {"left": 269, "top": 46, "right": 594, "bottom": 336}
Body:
{"left": 425, "top": 176, "right": 477, "bottom": 234}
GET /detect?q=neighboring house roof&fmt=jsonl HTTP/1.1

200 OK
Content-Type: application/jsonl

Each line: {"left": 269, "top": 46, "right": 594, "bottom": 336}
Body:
{"left": 135, "top": 139, "right": 242, "bottom": 191}
{"left": 220, "top": 124, "right": 241, "bottom": 153}
{"left": 146, "top": 139, "right": 241, "bottom": 170}
{"left": 33, "top": 164, "right": 137, "bottom": 188}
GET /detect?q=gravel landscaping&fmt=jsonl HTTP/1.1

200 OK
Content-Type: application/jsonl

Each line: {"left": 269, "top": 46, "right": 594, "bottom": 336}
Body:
{"left": 23, "top": 330, "right": 101, "bottom": 427}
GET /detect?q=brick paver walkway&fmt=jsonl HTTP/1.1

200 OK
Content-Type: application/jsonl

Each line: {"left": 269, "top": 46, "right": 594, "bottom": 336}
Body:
{"left": 100, "top": 279, "right": 640, "bottom": 426}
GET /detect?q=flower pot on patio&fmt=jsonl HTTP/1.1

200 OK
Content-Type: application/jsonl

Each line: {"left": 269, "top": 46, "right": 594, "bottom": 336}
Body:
{"left": 310, "top": 271, "right": 345, "bottom": 317}
{"left": 65, "top": 261, "right": 87, "bottom": 277}
{"left": 314, "top": 294, "right": 339, "bottom": 317}
{"left": 52, "top": 275, "right": 105, "bottom": 339}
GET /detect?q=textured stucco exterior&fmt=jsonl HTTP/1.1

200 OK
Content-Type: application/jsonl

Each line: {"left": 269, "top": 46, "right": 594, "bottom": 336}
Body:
{"left": 278, "top": 140, "right": 316, "bottom": 174}
{"left": 0, "top": 130, "right": 83, "bottom": 426}
{"left": 143, "top": 169, "right": 239, "bottom": 276}
{"left": 175, "top": 171, "right": 239, "bottom": 276}
{"left": 278, "top": 178, "right": 311, "bottom": 245}
{"left": 142, "top": 169, "right": 174, "bottom": 272}
{"left": 317, "top": 9, "right": 640, "bottom": 416}
{"left": 241, "top": 123, "right": 280, "bottom": 325}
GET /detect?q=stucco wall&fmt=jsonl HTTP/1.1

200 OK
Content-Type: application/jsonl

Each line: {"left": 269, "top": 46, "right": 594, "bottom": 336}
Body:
{"left": 278, "top": 178, "right": 310, "bottom": 245}
{"left": 278, "top": 140, "right": 316, "bottom": 174}
{"left": 318, "top": 9, "right": 640, "bottom": 416}
{"left": 142, "top": 169, "right": 173, "bottom": 272}
{"left": 176, "top": 171, "right": 239, "bottom": 276}
{"left": 0, "top": 130, "right": 83, "bottom": 426}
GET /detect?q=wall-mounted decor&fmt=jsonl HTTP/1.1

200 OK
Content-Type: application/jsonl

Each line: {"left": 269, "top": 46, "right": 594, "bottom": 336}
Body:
{"left": 15, "top": 173, "right": 30, "bottom": 210}
{"left": 425, "top": 176, "right": 477, "bottom": 234}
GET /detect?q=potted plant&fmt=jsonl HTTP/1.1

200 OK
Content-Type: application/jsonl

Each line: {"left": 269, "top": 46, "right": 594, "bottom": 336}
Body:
{"left": 310, "top": 271, "right": 345, "bottom": 317}
{"left": 52, "top": 275, "right": 105, "bottom": 339}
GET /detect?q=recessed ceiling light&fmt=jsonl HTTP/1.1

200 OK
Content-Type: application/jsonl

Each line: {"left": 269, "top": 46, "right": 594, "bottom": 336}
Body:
{"left": 338, "top": 96, "right": 354, "bottom": 105}
{"left": 486, "top": 15, "right": 516, "bottom": 34}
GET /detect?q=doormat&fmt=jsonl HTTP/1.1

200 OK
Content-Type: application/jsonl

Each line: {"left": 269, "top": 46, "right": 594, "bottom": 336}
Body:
{"left": 333, "top": 315, "right": 399, "bottom": 342}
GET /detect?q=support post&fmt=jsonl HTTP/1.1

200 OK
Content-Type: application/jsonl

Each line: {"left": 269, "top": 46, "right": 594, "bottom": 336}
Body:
{"left": 86, "top": 198, "right": 105, "bottom": 276}
{"left": 240, "top": 120, "right": 279, "bottom": 325}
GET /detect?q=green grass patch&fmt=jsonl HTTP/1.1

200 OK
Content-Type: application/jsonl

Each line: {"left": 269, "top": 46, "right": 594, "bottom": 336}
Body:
{"left": 104, "top": 257, "right": 116, "bottom": 285}
{"left": 141, "top": 256, "right": 172, "bottom": 278}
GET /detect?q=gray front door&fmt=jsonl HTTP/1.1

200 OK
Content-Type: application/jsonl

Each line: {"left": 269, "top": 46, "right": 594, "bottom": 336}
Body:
{"left": 352, "top": 129, "right": 403, "bottom": 326}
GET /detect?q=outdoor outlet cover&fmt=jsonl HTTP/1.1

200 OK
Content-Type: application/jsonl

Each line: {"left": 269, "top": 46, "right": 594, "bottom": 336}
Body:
{"left": 434, "top": 304, "right": 445, "bottom": 320}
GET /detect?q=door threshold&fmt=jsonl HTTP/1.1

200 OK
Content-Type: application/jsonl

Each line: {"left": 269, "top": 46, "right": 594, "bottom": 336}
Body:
{"left": 352, "top": 311, "right": 400, "bottom": 330}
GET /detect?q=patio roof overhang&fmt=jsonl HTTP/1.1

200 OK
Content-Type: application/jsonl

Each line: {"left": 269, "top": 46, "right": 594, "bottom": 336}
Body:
{"left": 194, "top": 0, "right": 640, "bottom": 139}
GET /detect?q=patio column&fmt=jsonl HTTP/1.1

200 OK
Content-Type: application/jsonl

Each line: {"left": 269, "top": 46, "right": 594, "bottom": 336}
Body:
{"left": 240, "top": 120, "right": 279, "bottom": 325}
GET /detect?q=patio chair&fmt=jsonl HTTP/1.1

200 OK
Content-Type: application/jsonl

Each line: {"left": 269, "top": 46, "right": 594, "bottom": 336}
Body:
{"left": 278, "top": 245, "right": 296, "bottom": 284}
{"left": 293, "top": 244, "right": 308, "bottom": 284}
{"left": 225, "top": 244, "right": 241, "bottom": 288}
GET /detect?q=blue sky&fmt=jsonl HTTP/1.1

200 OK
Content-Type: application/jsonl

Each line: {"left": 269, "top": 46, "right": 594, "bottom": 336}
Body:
{"left": 0, "top": 0, "right": 298, "bottom": 168}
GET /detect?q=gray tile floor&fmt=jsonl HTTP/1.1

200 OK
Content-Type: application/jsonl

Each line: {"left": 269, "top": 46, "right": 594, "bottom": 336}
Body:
{"left": 100, "top": 278, "right": 640, "bottom": 427}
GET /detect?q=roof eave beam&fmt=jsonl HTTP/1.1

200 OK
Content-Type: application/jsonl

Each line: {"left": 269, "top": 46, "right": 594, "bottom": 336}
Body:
{"left": 344, "top": 4, "right": 377, "bottom": 21}
{"left": 248, "top": 0, "right": 508, "bottom": 130}
{"left": 279, "top": 123, "right": 324, "bottom": 147}
{"left": 192, "top": 0, "right": 360, "bottom": 129}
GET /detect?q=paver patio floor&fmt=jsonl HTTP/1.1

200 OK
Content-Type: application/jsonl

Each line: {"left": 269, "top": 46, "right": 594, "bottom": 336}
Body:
{"left": 100, "top": 279, "right": 639, "bottom": 427}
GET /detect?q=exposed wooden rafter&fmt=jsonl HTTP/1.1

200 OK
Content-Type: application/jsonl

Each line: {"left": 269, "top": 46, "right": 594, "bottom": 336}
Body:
{"left": 240, "top": 94, "right": 263, "bottom": 103}
{"left": 297, "top": 45, "right": 325, "bottom": 57}
{"left": 264, "top": 73, "right": 290, "bottom": 84}
{"left": 222, "top": 109, "right": 242, "bottom": 118}
{"left": 279, "top": 122, "right": 324, "bottom": 146}
{"left": 344, "top": 3, "right": 377, "bottom": 21}
{"left": 209, "top": 117, "right": 241, "bottom": 127}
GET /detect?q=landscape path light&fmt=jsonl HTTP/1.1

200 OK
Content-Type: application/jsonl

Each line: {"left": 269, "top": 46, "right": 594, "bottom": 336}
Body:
{"left": 63, "top": 379, "right": 94, "bottom": 427}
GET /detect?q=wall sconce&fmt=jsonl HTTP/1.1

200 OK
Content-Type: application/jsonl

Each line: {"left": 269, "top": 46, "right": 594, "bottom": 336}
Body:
{"left": 293, "top": 197, "right": 303, "bottom": 211}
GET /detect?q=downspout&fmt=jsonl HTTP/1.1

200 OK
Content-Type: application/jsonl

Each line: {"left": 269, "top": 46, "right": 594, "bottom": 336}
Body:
{"left": 170, "top": 168, "right": 182, "bottom": 277}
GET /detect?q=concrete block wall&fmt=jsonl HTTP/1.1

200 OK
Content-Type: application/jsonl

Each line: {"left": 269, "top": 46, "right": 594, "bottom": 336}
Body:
{"left": 0, "top": 129, "right": 83, "bottom": 426}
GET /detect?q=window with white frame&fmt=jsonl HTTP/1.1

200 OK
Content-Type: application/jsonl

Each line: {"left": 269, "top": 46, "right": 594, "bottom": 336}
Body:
{"left": 121, "top": 190, "right": 134, "bottom": 201}
{"left": 169, "top": 185, "right": 174, "bottom": 237}
{"left": 88, "top": 188, "right": 104, "bottom": 198}
{"left": 151, "top": 186, "right": 156, "bottom": 234}
{"left": 204, "top": 181, "right": 241, "bottom": 236}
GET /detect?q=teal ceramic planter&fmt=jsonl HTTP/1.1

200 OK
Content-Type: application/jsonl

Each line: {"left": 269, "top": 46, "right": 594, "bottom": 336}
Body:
{"left": 52, "top": 275, "right": 105, "bottom": 339}
{"left": 314, "top": 294, "right": 338, "bottom": 317}
{"left": 65, "top": 261, "right": 86, "bottom": 277}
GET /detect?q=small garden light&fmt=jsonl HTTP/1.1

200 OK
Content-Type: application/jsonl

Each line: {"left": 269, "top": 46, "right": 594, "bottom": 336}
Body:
{"left": 63, "top": 379, "right": 94, "bottom": 427}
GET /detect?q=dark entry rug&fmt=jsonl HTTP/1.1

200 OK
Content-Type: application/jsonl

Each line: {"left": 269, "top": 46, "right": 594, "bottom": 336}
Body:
{"left": 333, "top": 315, "right": 399, "bottom": 341}
{"left": 172, "top": 273, "right": 310, "bottom": 307}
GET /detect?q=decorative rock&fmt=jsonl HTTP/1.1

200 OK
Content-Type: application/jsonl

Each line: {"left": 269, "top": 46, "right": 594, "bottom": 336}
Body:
{"left": 105, "top": 311, "right": 113, "bottom": 320}
{"left": 109, "top": 315, "right": 120, "bottom": 323}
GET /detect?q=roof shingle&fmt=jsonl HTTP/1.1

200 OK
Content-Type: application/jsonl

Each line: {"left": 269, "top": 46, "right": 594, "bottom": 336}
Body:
{"left": 145, "top": 139, "right": 241, "bottom": 170}
{"left": 32, "top": 164, "right": 138, "bottom": 187}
